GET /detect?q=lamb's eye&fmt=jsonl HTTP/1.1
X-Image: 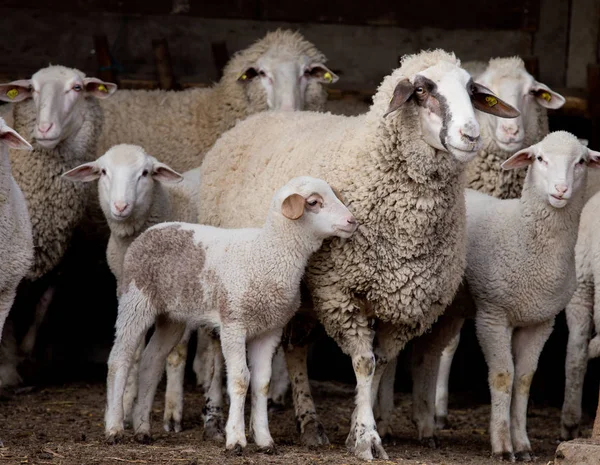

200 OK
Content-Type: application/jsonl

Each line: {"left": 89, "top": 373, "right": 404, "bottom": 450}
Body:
{"left": 142, "top": 169, "right": 149, "bottom": 177}
{"left": 415, "top": 87, "right": 425, "bottom": 95}
{"left": 536, "top": 156, "right": 543, "bottom": 162}
{"left": 578, "top": 158, "right": 585, "bottom": 165}
{"left": 73, "top": 85, "right": 82, "bottom": 92}
{"left": 258, "top": 70, "right": 266, "bottom": 77}
{"left": 101, "top": 169, "right": 106, "bottom": 175}
{"left": 307, "top": 199, "right": 318, "bottom": 207}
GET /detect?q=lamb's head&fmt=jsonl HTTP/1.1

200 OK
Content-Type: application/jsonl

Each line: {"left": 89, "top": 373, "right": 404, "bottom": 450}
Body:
{"left": 502, "top": 131, "right": 600, "bottom": 208}
{"left": 383, "top": 50, "right": 520, "bottom": 163}
{"left": 475, "top": 57, "right": 565, "bottom": 152}
{"left": 0, "top": 66, "right": 117, "bottom": 149}
{"left": 0, "top": 117, "right": 32, "bottom": 151}
{"left": 274, "top": 176, "right": 357, "bottom": 240}
{"left": 226, "top": 29, "right": 337, "bottom": 112}
{"left": 62, "top": 144, "right": 182, "bottom": 221}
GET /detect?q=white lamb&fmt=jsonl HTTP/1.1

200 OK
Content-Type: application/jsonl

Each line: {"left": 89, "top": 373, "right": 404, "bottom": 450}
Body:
{"left": 414, "top": 131, "right": 599, "bottom": 460}
{"left": 104, "top": 176, "right": 357, "bottom": 453}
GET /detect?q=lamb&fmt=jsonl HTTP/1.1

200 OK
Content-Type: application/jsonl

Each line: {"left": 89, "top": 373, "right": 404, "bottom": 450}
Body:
{"left": 195, "top": 49, "right": 519, "bottom": 459}
{"left": 561, "top": 188, "right": 600, "bottom": 440}
{"left": 0, "top": 66, "right": 116, "bottom": 384}
{"left": 104, "top": 176, "right": 357, "bottom": 453}
{"left": 62, "top": 143, "right": 202, "bottom": 433}
{"left": 413, "top": 131, "right": 599, "bottom": 460}
{"left": 97, "top": 29, "right": 338, "bottom": 172}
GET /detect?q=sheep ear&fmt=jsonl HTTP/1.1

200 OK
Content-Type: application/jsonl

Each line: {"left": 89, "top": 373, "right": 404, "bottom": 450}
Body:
{"left": 588, "top": 149, "right": 600, "bottom": 169}
{"left": 152, "top": 162, "right": 183, "bottom": 183}
{"left": 238, "top": 67, "right": 259, "bottom": 82}
{"left": 308, "top": 64, "right": 339, "bottom": 84}
{"left": 384, "top": 79, "right": 414, "bottom": 117}
{"left": 471, "top": 82, "right": 520, "bottom": 118}
{"left": 0, "top": 125, "right": 32, "bottom": 150}
{"left": 84, "top": 78, "right": 117, "bottom": 99}
{"left": 62, "top": 162, "right": 102, "bottom": 182}
{"left": 331, "top": 185, "right": 346, "bottom": 205}
{"left": 531, "top": 82, "right": 565, "bottom": 110}
{"left": 501, "top": 147, "right": 535, "bottom": 170}
{"left": 281, "top": 193, "right": 305, "bottom": 220}
{"left": 0, "top": 79, "right": 32, "bottom": 103}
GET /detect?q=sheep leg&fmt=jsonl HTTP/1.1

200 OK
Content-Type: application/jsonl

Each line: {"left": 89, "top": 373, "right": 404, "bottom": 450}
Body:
{"left": 123, "top": 339, "right": 145, "bottom": 428}
{"left": 268, "top": 346, "right": 290, "bottom": 409}
{"left": 475, "top": 312, "right": 515, "bottom": 461}
{"left": 285, "top": 343, "right": 329, "bottom": 446}
{"left": 412, "top": 314, "right": 465, "bottom": 447}
{"left": 0, "top": 287, "right": 17, "bottom": 345}
{"left": 374, "top": 355, "right": 397, "bottom": 442}
{"left": 435, "top": 328, "right": 463, "bottom": 429}
{"left": 164, "top": 326, "right": 193, "bottom": 433}
{"left": 510, "top": 319, "right": 554, "bottom": 461}
{"left": 193, "top": 328, "right": 211, "bottom": 391}
{"left": 132, "top": 317, "right": 186, "bottom": 443}
{"left": 202, "top": 333, "right": 225, "bottom": 442}
{"left": 19, "top": 285, "right": 55, "bottom": 355}
{"left": 561, "top": 279, "right": 594, "bottom": 440}
{"left": 248, "top": 329, "right": 282, "bottom": 451}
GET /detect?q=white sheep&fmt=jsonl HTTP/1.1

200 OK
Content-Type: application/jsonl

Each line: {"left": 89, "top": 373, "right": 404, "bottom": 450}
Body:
{"left": 97, "top": 30, "right": 338, "bottom": 172}
{"left": 561, "top": 188, "right": 600, "bottom": 440}
{"left": 413, "top": 131, "right": 599, "bottom": 461}
{"left": 196, "top": 49, "right": 519, "bottom": 459}
{"left": 104, "top": 176, "right": 357, "bottom": 453}
{"left": 0, "top": 66, "right": 116, "bottom": 384}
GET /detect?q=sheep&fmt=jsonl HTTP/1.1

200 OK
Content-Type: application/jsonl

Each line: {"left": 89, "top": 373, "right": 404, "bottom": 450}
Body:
{"left": 195, "top": 49, "right": 519, "bottom": 459}
{"left": 104, "top": 176, "right": 358, "bottom": 453}
{"left": 0, "top": 66, "right": 116, "bottom": 384}
{"left": 97, "top": 30, "right": 338, "bottom": 173}
{"left": 413, "top": 131, "right": 599, "bottom": 461}
{"left": 560, "top": 188, "right": 600, "bottom": 440}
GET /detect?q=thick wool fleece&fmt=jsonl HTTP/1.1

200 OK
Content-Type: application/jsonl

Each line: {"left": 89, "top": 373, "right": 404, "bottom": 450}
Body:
{"left": 97, "top": 30, "right": 329, "bottom": 172}
{"left": 199, "top": 49, "right": 467, "bottom": 351}
{"left": 465, "top": 58, "right": 549, "bottom": 199}
{"left": 10, "top": 99, "right": 101, "bottom": 280}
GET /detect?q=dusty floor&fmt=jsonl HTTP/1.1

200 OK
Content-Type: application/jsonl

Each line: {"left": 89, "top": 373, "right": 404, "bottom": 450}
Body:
{"left": 0, "top": 380, "right": 590, "bottom": 465}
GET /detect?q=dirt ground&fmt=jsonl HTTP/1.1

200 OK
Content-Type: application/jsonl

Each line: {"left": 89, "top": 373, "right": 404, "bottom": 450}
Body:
{"left": 0, "top": 380, "right": 590, "bottom": 465}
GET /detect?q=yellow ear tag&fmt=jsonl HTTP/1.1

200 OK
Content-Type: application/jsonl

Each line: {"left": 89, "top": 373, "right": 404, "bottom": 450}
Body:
{"left": 485, "top": 96, "right": 498, "bottom": 107}
{"left": 240, "top": 74, "right": 247, "bottom": 81}
{"left": 98, "top": 84, "right": 108, "bottom": 93}
{"left": 6, "top": 88, "right": 19, "bottom": 99}
{"left": 541, "top": 92, "right": 551, "bottom": 102}
{"left": 324, "top": 72, "right": 333, "bottom": 83}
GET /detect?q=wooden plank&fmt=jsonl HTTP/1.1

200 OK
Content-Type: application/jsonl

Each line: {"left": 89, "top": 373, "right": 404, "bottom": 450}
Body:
{"left": 152, "top": 38, "right": 177, "bottom": 90}
{"left": 587, "top": 64, "right": 600, "bottom": 149}
{"left": 93, "top": 35, "right": 117, "bottom": 85}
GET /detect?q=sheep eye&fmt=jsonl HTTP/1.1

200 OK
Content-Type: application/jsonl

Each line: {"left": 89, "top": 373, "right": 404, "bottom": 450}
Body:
{"left": 307, "top": 199, "right": 318, "bottom": 207}
{"left": 101, "top": 169, "right": 106, "bottom": 175}
{"left": 536, "top": 156, "right": 543, "bottom": 162}
{"left": 142, "top": 169, "right": 149, "bottom": 177}
{"left": 73, "top": 85, "right": 82, "bottom": 92}
{"left": 578, "top": 158, "right": 585, "bottom": 165}
{"left": 258, "top": 70, "right": 266, "bottom": 77}
{"left": 415, "top": 87, "right": 425, "bottom": 95}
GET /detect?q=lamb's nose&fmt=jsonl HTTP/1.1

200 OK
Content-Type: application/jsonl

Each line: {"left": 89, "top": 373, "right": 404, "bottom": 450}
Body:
{"left": 38, "top": 122, "right": 53, "bottom": 135}
{"left": 555, "top": 184, "right": 568, "bottom": 196}
{"left": 114, "top": 201, "right": 129, "bottom": 213}
{"left": 502, "top": 125, "right": 520, "bottom": 136}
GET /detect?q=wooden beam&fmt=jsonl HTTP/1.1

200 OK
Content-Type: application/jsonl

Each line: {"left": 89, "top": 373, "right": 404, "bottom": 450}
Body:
{"left": 93, "top": 35, "right": 117, "bottom": 85}
{"left": 152, "top": 39, "right": 176, "bottom": 90}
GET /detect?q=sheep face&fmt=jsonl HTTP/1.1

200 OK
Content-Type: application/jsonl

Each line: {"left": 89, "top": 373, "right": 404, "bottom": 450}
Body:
{"left": 476, "top": 58, "right": 565, "bottom": 152}
{"left": 277, "top": 176, "right": 357, "bottom": 240}
{"left": 237, "top": 51, "right": 337, "bottom": 112}
{"left": 0, "top": 66, "right": 116, "bottom": 150}
{"left": 502, "top": 131, "right": 600, "bottom": 208}
{"left": 62, "top": 144, "right": 182, "bottom": 221}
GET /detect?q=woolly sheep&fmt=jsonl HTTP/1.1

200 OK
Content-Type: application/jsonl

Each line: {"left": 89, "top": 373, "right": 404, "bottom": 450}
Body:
{"left": 0, "top": 66, "right": 116, "bottom": 383}
{"left": 413, "top": 131, "right": 599, "bottom": 460}
{"left": 97, "top": 30, "right": 338, "bottom": 172}
{"left": 561, "top": 189, "right": 600, "bottom": 440}
{"left": 104, "top": 176, "right": 357, "bottom": 453}
{"left": 196, "top": 49, "right": 519, "bottom": 459}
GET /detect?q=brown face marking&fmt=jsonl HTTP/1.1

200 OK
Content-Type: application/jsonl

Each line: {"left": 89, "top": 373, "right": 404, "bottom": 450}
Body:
{"left": 412, "top": 75, "right": 451, "bottom": 149}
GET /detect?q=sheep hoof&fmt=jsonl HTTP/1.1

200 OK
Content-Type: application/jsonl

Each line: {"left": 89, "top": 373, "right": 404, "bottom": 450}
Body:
{"left": 353, "top": 429, "right": 388, "bottom": 461}
{"left": 560, "top": 422, "right": 579, "bottom": 441}
{"left": 300, "top": 418, "right": 329, "bottom": 446}
{"left": 515, "top": 450, "right": 534, "bottom": 462}
{"left": 164, "top": 419, "right": 182, "bottom": 433}
{"left": 435, "top": 415, "right": 450, "bottom": 430}
{"left": 420, "top": 436, "right": 440, "bottom": 449}
{"left": 258, "top": 444, "right": 279, "bottom": 455}
{"left": 492, "top": 452, "right": 516, "bottom": 462}
{"left": 203, "top": 417, "right": 225, "bottom": 442}
{"left": 225, "top": 443, "right": 244, "bottom": 456}
{"left": 105, "top": 432, "right": 123, "bottom": 445}
{"left": 134, "top": 433, "right": 152, "bottom": 444}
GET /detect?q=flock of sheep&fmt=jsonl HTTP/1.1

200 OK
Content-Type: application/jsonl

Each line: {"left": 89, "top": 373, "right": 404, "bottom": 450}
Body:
{"left": 0, "top": 28, "right": 598, "bottom": 462}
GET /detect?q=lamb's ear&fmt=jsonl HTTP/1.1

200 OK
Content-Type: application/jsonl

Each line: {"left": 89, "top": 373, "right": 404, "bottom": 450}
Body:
{"left": 308, "top": 64, "right": 339, "bottom": 84}
{"left": 530, "top": 82, "right": 565, "bottom": 110}
{"left": 62, "top": 162, "right": 102, "bottom": 182}
{"left": 471, "top": 82, "right": 520, "bottom": 118}
{"left": 588, "top": 149, "right": 600, "bottom": 169}
{"left": 501, "top": 146, "right": 535, "bottom": 170}
{"left": 0, "top": 125, "right": 32, "bottom": 150}
{"left": 0, "top": 79, "right": 32, "bottom": 103}
{"left": 281, "top": 193, "right": 305, "bottom": 220}
{"left": 84, "top": 78, "right": 117, "bottom": 99}
{"left": 384, "top": 79, "right": 414, "bottom": 117}
{"left": 152, "top": 162, "right": 183, "bottom": 183}
{"left": 331, "top": 185, "right": 346, "bottom": 204}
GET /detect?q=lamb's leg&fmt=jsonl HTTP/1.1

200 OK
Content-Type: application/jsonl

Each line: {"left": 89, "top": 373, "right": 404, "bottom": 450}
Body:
{"left": 412, "top": 314, "right": 465, "bottom": 447}
{"left": 19, "top": 285, "right": 55, "bottom": 355}
{"left": 132, "top": 316, "right": 186, "bottom": 443}
{"left": 511, "top": 319, "right": 555, "bottom": 461}
{"left": 589, "top": 281, "right": 600, "bottom": 359}
{"left": 561, "top": 280, "right": 594, "bottom": 440}
{"left": 193, "top": 328, "right": 211, "bottom": 391}
{"left": 285, "top": 343, "right": 329, "bottom": 446}
{"left": 164, "top": 326, "right": 193, "bottom": 433}
{"left": 475, "top": 312, "right": 514, "bottom": 461}
{"left": 435, "top": 328, "right": 462, "bottom": 429}
{"left": 0, "top": 288, "right": 17, "bottom": 345}
{"left": 220, "top": 327, "right": 250, "bottom": 453}
{"left": 374, "top": 355, "right": 397, "bottom": 442}
{"left": 202, "top": 333, "right": 225, "bottom": 442}
{"left": 248, "top": 329, "right": 282, "bottom": 452}
{"left": 123, "top": 339, "right": 144, "bottom": 428}
{"left": 268, "top": 346, "right": 289, "bottom": 410}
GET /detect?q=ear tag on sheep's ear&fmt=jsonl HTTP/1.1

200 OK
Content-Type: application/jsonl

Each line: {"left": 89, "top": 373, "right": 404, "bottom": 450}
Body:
{"left": 324, "top": 72, "right": 333, "bottom": 83}
{"left": 240, "top": 73, "right": 248, "bottom": 81}
{"left": 98, "top": 84, "right": 108, "bottom": 93}
{"left": 485, "top": 96, "right": 498, "bottom": 107}
{"left": 6, "top": 88, "right": 19, "bottom": 99}
{"left": 541, "top": 91, "right": 551, "bottom": 102}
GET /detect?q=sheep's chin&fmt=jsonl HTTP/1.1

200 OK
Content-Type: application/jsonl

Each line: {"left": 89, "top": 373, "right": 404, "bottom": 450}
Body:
{"left": 111, "top": 211, "right": 133, "bottom": 221}
{"left": 35, "top": 138, "right": 61, "bottom": 150}
{"left": 446, "top": 144, "right": 480, "bottom": 163}
{"left": 548, "top": 195, "right": 568, "bottom": 209}
{"left": 496, "top": 139, "right": 525, "bottom": 153}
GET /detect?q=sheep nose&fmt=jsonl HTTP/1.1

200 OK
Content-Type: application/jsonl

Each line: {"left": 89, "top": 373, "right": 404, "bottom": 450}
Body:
{"left": 38, "top": 122, "right": 53, "bottom": 135}
{"left": 502, "top": 125, "right": 520, "bottom": 136}
{"left": 114, "top": 201, "right": 129, "bottom": 213}
{"left": 555, "top": 184, "right": 568, "bottom": 196}
{"left": 347, "top": 216, "right": 357, "bottom": 225}
{"left": 460, "top": 129, "right": 480, "bottom": 143}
